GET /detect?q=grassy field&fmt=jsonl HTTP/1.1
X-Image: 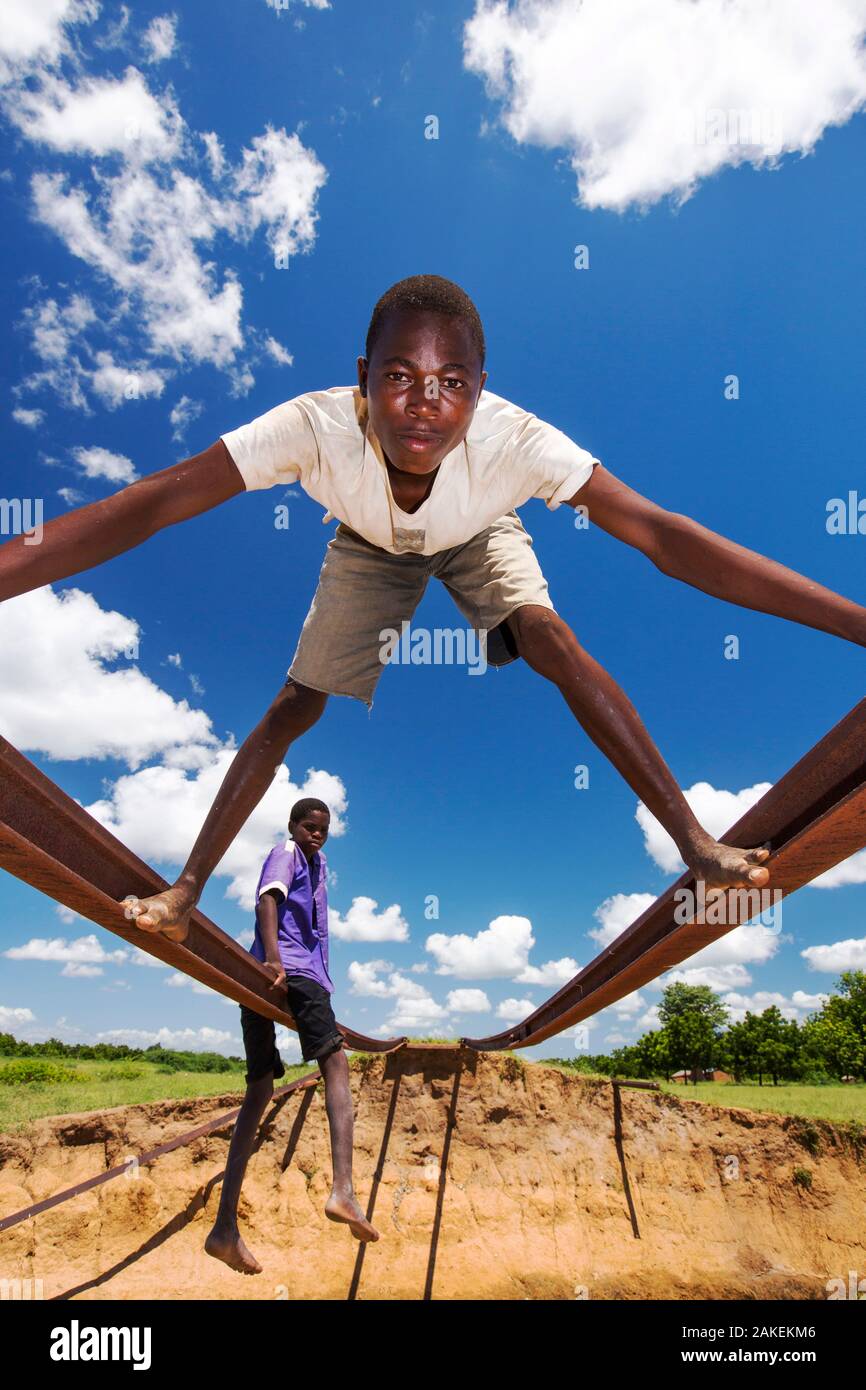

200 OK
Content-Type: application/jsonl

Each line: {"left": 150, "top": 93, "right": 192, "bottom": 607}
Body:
{"left": 3, "top": 1052, "right": 864, "bottom": 1134}
{"left": 656, "top": 1079, "right": 866, "bottom": 1124}
{"left": 541, "top": 1064, "right": 866, "bottom": 1124}
{"left": 0, "top": 1057, "right": 312, "bottom": 1133}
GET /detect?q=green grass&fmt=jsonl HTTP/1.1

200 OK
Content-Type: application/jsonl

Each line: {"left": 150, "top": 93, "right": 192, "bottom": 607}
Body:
{"left": 656, "top": 1080, "right": 866, "bottom": 1124}
{"left": 537, "top": 1063, "right": 866, "bottom": 1124}
{"left": 0, "top": 1057, "right": 311, "bottom": 1134}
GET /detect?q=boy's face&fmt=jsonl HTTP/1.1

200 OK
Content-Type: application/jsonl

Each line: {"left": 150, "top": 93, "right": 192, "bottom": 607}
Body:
{"left": 290, "top": 810, "right": 330, "bottom": 860}
{"left": 357, "top": 308, "right": 487, "bottom": 475}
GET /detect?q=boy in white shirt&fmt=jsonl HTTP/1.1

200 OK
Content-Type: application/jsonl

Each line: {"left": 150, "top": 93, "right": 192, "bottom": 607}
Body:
{"left": 4, "top": 275, "right": 865, "bottom": 944}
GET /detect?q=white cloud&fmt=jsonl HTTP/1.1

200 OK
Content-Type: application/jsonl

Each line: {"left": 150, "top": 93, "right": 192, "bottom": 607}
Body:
{"left": 667, "top": 921, "right": 781, "bottom": 971}
{"left": 463, "top": 0, "right": 866, "bottom": 212}
{"left": 165, "top": 970, "right": 229, "bottom": 999}
{"left": 348, "top": 960, "right": 450, "bottom": 1033}
{"left": 23, "top": 294, "right": 95, "bottom": 364}
{"left": 721, "top": 989, "right": 827, "bottom": 1024}
{"left": 609, "top": 989, "right": 647, "bottom": 1018}
{"left": 0, "top": 586, "right": 217, "bottom": 766}
{"left": 801, "top": 937, "right": 866, "bottom": 972}
{"left": 6, "top": 17, "right": 327, "bottom": 413}
{"left": 383, "top": 998, "right": 449, "bottom": 1031}
{"left": 58, "top": 486, "right": 84, "bottom": 505}
{"left": 0, "top": 0, "right": 97, "bottom": 76}
{"left": 495, "top": 997, "right": 535, "bottom": 1021}
{"left": 426, "top": 914, "right": 535, "bottom": 978}
{"left": 590, "top": 892, "right": 657, "bottom": 947}
{"left": 232, "top": 126, "right": 327, "bottom": 262}
{"left": 87, "top": 751, "right": 346, "bottom": 910}
{"left": 71, "top": 444, "right": 138, "bottom": 483}
{"left": 329, "top": 896, "right": 409, "bottom": 942}
{"left": 30, "top": 168, "right": 245, "bottom": 372}
{"left": 425, "top": 914, "right": 575, "bottom": 986}
{"left": 265, "top": 0, "right": 331, "bottom": 11}
{"left": 17, "top": 298, "right": 166, "bottom": 411}
{"left": 96, "top": 1025, "right": 235, "bottom": 1049}
{"left": 90, "top": 352, "right": 166, "bottom": 408}
{"left": 347, "top": 960, "right": 398, "bottom": 997}
{"left": 201, "top": 131, "right": 224, "bottom": 179}
{"left": 169, "top": 394, "right": 203, "bottom": 442}
{"left": 809, "top": 849, "right": 866, "bottom": 889}
{"left": 446, "top": 988, "right": 491, "bottom": 1013}
{"left": 264, "top": 334, "right": 294, "bottom": 366}
{"left": 12, "top": 407, "right": 44, "bottom": 427}
{"left": 142, "top": 15, "right": 178, "bottom": 64}
{"left": 274, "top": 1024, "right": 302, "bottom": 1062}
{"left": 637, "top": 781, "right": 773, "bottom": 874}
{"left": 4, "top": 933, "right": 128, "bottom": 966}
{"left": 9, "top": 67, "right": 182, "bottom": 161}
{"left": 514, "top": 955, "right": 578, "bottom": 986}
{"left": 62, "top": 962, "right": 103, "bottom": 977}
{"left": 0, "top": 1004, "right": 36, "bottom": 1029}
{"left": 661, "top": 962, "right": 755, "bottom": 992}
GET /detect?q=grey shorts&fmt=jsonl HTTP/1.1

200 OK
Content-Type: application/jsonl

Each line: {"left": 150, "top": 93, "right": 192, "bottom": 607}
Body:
{"left": 287, "top": 510, "right": 556, "bottom": 708}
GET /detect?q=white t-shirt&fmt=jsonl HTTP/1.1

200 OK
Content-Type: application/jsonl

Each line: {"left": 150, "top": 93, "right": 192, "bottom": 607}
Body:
{"left": 221, "top": 384, "right": 599, "bottom": 556}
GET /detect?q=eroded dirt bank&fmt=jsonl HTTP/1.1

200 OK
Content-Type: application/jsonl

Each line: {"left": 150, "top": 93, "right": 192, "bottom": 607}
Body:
{"left": 1, "top": 1050, "right": 863, "bottom": 1300}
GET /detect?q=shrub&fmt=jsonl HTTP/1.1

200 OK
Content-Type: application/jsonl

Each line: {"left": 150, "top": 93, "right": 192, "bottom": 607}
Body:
{"left": 0, "top": 1059, "right": 82, "bottom": 1086}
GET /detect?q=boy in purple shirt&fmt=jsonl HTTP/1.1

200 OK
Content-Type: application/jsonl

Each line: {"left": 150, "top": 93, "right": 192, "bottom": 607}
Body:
{"left": 205, "top": 797, "right": 378, "bottom": 1273}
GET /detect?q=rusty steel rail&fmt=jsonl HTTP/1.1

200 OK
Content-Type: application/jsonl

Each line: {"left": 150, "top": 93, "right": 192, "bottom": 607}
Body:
{"left": 0, "top": 1068, "right": 322, "bottom": 1235}
{"left": 0, "top": 737, "right": 406, "bottom": 1054}
{"left": 462, "top": 697, "right": 866, "bottom": 1051}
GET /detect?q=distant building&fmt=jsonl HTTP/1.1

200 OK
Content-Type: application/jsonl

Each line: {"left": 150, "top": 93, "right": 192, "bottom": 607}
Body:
{"left": 671, "top": 1068, "right": 732, "bottom": 1084}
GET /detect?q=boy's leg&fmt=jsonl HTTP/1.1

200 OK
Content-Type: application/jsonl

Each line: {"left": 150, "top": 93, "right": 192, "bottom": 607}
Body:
{"left": 508, "top": 603, "right": 770, "bottom": 892}
{"left": 206, "top": 1006, "right": 286, "bottom": 1274}
{"left": 435, "top": 513, "right": 769, "bottom": 896}
{"left": 124, "top": 525, "right": 428, "bottom": 939}
{"left": 286, "top": 975, "right": 379, "bottom": 1242}
{"left": 320, "top": 1045, "right": 378, "bottom": 1242}
{"left": 204, "top": 1073, "right": 275, "bottom": 1274}
{"left": 122, "top": 678, "right": 327, "bottom": 937}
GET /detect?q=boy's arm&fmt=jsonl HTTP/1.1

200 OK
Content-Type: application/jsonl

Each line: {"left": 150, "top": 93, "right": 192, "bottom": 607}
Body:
{"left": 0, "top": 439, "right": 244, "bottom": 602}
{"left": 257, "top": 889, "right": 286, "bottom": 989}
{"left": 570, "top": 464, "right": 866, "bottom": 648}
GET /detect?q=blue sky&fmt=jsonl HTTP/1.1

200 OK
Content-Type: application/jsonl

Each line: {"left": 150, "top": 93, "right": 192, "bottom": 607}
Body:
{"left": 1, "top": 0, "right": 865, "bottom": 1064}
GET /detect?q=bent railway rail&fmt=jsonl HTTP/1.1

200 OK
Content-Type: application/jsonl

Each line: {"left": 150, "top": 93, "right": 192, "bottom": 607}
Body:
{"left": 461, "top": 696, "right": 866, "bottom": 1051}
{"left": 1, "top": 697, "right": 864, "bottom": 1059}
{"left": 0, "top": 737, "right": 407, "bottom": 1055}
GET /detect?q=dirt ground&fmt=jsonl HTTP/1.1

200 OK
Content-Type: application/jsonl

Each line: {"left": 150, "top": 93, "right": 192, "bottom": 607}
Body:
{"left": 1, "top": 1049, "right": 863, "bottom": 1300}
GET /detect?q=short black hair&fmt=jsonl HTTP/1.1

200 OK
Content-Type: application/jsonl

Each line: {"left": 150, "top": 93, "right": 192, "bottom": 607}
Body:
{"left": 365, "top": 274, "right": 486, "bottom": 370}
{"left": 289, "top": 797, "right": 330, "bottom": 825}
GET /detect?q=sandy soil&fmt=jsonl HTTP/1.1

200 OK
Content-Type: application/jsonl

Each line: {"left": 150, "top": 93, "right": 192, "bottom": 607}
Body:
{"left": 1, "top": 1049, "right": 863, "bottom": 1300}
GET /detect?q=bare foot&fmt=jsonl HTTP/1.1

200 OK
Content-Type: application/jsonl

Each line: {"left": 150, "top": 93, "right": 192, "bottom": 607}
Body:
{"left": 120, "top": 884, "right": 194, "bottom": 943}
{"left": 685, "top": 838, "right": 771, "bottom": 902}
{"left": 325, "top": 1192, "right": 379, "bottom": 1242}
{"left": 204, "top": 1225, "right": 263, "bottom": 1274}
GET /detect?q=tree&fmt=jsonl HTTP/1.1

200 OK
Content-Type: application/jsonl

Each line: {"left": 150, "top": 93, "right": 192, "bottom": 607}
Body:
{"left": 658, "top": 983, "right": 728, "bottom": 1082}
{"left": 802, "top": 971, "right": 866, "bottom": 1080}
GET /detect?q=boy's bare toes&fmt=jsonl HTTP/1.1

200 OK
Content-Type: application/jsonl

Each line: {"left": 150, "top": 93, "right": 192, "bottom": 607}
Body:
{"left": 742, "top": 863, "right": 770, "bottom": 886}
{"left": 120, "top": 890, "right": 191, "bottom": 942}
{"left": 204, "top": 1229, "right": 262, "bottom": 1274}
{"left": 325, "top": 1195, "right": 380, "bottom": 1242}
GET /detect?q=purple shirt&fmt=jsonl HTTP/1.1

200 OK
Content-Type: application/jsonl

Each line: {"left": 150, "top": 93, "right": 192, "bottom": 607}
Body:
{"left": 250, "top": 840, "right": 333, "bottom": 993}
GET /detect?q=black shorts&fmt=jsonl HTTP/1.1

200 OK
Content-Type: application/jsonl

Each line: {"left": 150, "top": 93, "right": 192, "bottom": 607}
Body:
{"left": 239, "top": 974, "right": 344, "bottom": 1082}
